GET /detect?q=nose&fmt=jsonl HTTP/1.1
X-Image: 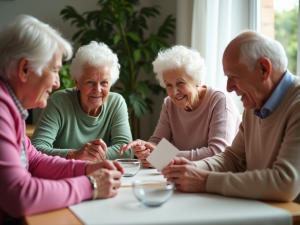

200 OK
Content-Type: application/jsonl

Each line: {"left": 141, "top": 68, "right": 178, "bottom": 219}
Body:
{"left": 95, "top": 83, "right": 102, "bottom": 93}
{"left": 226, "top": 78, "right": 235, "bottom": 93}
{"left": 53, "top": 73, "right": 60, "bottom": 89}
{"left": 172, "top": 87, "right": 179, "bottom": 95}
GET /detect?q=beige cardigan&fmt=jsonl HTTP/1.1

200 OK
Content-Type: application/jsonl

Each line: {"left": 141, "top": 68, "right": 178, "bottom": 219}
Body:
{"left": 195, "top": 76, "right": 300, "bottom": 202}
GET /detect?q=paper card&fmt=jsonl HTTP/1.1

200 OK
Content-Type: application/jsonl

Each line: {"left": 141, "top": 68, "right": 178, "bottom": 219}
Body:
{"left": 146, "top": 138, "right": 180, "bottom": 171}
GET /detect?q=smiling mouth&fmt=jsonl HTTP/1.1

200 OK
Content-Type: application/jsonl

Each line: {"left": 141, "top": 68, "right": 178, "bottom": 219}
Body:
{"left": 236, "top": 92, "right": 245, "bottom": 98}
{"left": 175, "top": 95, "right": 185, "bottom": 100}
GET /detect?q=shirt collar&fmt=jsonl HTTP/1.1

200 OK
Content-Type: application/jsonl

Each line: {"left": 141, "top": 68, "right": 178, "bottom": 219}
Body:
{"left": 254, "top": 70, "right": 295, "bottom": 119}
{"left": 2, "top": 79, "right": 29, "bottom": 120}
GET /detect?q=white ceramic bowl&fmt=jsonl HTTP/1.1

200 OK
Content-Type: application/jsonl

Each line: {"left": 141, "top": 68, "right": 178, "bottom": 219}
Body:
{"left": 115, "top": 158, "right": 141, "bottom": 177}
{"left": 132, "top": 180, "right": 174, "bottom": 207}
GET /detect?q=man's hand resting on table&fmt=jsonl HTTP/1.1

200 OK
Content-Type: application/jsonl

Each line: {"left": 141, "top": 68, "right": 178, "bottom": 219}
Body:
{"left": 161, "top": 157, "right": 209, "bottom": 193}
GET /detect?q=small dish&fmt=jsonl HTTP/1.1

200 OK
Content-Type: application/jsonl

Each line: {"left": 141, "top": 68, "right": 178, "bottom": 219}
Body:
{"left": 115, "top": 158, "right": 141, "bottom": 177}
{"left": 132, "top": 180, "right": 174, "bottom": 207}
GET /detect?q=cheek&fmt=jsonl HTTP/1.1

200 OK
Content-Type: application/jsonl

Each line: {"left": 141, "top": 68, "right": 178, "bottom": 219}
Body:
{"left": 103, "top": 87, "right": 110, "bottom": 95}
{"left": 166, "top": 89, "right": 172, "bottom": 96}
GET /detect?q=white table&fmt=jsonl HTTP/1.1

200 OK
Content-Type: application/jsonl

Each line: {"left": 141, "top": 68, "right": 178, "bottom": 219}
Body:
{"left": 69, "top": 168, "right": 292, "bottom": 225}
{"left": 120, "top": 167, "right": 166, "bottom": 186}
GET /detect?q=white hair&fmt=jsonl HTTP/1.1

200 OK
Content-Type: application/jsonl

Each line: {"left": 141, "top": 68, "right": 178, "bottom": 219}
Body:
{"left": 70, "top": 41, "right": 120, "bottom": 85}
{"left": 0, "top": 15, "right": 73, "bottom": 80}
{"left": 152, "top": 45, "right": 207, "bottom": 88}
{"left": 239, "top": 32, "right": 288, "bottom": 72}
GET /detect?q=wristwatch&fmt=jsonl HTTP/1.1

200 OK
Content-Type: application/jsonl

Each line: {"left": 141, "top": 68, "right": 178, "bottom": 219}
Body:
{"left": 87, "top": 175, "right": 98, "bottom": 200}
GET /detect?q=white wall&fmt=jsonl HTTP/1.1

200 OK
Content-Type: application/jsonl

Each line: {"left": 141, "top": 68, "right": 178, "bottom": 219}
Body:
{"left": 0, "top": 0, "right": 98, "bottom": 49}
{"left": 0, "top": 0, "right": 176, "bottom": 141}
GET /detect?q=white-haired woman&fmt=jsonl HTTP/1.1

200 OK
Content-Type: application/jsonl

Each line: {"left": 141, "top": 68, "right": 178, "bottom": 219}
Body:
{"left": 32, "top": 41, "right": 133, "bottom": 161}
{"left": 120, "top": 45, "right": 241, "bottom": 167}
{"left": 0, "top": 15, "right": 124, "bottom": 223}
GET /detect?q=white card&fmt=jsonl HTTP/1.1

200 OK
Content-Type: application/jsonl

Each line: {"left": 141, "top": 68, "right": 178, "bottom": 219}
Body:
{"left": 146, "top": 138, "right": 180, "bottom": 171}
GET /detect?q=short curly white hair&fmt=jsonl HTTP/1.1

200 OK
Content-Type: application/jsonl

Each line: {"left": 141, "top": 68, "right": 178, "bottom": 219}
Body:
{"left": 152, "top": 45, "right": 207, "bottom": 88}
{"left": 70, "top": 41, "right": 120, "bottom": 85}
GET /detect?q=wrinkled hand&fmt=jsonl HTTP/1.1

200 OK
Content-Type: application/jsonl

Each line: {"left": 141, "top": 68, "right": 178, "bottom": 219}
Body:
{"left": 87, "top": 169, "right": 122, "bottom": 199}
{"left": 119, "top": 139, "right": 155, "bottom": 168}
{"left": 85, "top": 160, "right": 124, "bottom": 175}
{"left": 161, "top": 157, "right": 208, "bottom": 193}
{"left": 67, "top": 139, "right": 108, "bottom": 162}
{"left": 167, "top": 157, "right": 197, "bottom": 167}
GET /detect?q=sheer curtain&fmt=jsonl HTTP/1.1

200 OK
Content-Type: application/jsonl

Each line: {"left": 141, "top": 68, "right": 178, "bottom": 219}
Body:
{"left": 176, "top": 0, "right": 257, "bottom": 113}
{"left": 298, "top": 1, "right": 300, "bottom": 76}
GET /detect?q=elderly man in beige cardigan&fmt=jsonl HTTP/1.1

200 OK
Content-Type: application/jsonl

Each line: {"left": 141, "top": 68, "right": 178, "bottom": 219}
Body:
{"left": 162, "top": 30, "right": 300, "bottom": 203}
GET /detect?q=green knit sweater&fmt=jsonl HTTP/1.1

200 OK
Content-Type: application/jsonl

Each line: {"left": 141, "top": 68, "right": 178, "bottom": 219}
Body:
{"left": 31, "top": 88, "right": 133, "bottom": 159}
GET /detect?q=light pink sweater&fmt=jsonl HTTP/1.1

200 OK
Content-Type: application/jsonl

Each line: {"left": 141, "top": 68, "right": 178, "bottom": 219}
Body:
{"left": 149, "top": 86, "right": 241, "bottom": 161}
{"left": 0, "top": 80, "right": 93, "bottom": 222}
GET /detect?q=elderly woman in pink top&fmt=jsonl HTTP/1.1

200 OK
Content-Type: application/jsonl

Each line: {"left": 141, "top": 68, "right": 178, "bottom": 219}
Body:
{"left": 120, "top": 45, "right": 241, "bottom": 167}
{"left": 0, "top": 15, "right": 124, "bottom": 224}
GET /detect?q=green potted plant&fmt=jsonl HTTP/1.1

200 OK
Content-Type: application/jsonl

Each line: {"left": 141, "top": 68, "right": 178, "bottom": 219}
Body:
{"left": 60, "top": 0, "right": 175, "bottom": 138}
{"left": 52, "top": 64, "right": 75, "bottom": 94}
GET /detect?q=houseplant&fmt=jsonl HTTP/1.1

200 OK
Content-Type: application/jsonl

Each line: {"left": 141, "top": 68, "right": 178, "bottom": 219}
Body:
{"left": 52, "top": 64, "right": 75, "bottom": 94}
{"left": 60, "top": 0, "right": 175, "bottom": 138}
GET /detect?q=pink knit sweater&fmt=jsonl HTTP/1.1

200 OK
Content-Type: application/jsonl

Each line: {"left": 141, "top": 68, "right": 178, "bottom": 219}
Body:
{"left": 149, "top": 86, "right": 241, "bottom": 161}
{"left": 0, "top": 80, "right": 93, "bottom": 222}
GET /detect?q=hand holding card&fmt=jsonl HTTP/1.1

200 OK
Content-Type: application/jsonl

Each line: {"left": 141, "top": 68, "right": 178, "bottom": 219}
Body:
{"left": 146, "top": 138, "right": 180, "bottom": 171}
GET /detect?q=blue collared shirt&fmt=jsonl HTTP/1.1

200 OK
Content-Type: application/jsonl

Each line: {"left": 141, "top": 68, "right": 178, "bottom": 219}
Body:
{"left": 254, "top": 70, "right": 295, "bottom": 119}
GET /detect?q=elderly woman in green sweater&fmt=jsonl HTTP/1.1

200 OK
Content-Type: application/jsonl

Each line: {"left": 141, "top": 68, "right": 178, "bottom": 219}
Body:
{"left": 32, "top": 41, "right": 133, "bottom": 161}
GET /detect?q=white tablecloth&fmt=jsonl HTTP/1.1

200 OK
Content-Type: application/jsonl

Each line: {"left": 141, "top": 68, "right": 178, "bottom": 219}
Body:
{"left": 120, "top": 167, "right": 166, "bottom": 186}
{"left": 69, "top": 168, "right": 291, "bottom": 225}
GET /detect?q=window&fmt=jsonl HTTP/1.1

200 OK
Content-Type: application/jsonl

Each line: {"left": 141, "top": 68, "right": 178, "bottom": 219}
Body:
{"left": 260, "top": 0, "right": 299, "bottom": 75}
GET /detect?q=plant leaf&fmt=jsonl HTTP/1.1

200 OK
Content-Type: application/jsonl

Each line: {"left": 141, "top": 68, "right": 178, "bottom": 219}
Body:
{"left": 157, "top": 15, "right": 176, "bottom": 39}
{"left": 114, "top": 34, "right": 121, "bottom": 45}
{"left": 137, "top": 81, "right": 148, "bottom": 99}
{"left": 60, "top": 6, "right": 86, "bottom": 28}
{"left": 142, "top": 49, "right": 152, "bottom": 59}
{"left": 129, "top": 92, "right": 147, "bottom": 118}
{"left": 126, "top": 32, "right": 141, "bottom": 42}
{"left": 143, "top": 62, "right": 152, "bottom": 74}
{"left": 133, "top": 49, "right": 141, "bottom": 62}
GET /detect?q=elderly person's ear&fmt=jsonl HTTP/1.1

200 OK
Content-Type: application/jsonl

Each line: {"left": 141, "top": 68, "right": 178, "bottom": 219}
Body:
{"left": 257, "top": 57, "right": 272, "bottom": 81}
{"left": 18, "top": 58, "right": 29, "bottom": 82}
{"left": 74, "top": 78, "right": 80, "bottom": 90}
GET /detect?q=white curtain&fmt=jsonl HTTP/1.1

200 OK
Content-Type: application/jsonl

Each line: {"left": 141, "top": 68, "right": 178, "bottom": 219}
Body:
{"left": 191, "top": 0, "right": 245, "bottom": 112}
{"left": 297, "top": 0, "right": 300, "bottom": 76}
{"left": 191, "top": 0, "right": 231, "bottom": 91}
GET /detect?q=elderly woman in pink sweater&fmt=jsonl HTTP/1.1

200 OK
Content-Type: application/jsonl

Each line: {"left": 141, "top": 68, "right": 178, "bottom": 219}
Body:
{"left": 0, "top": 15, "right": 123, "bottom": 224}
{"left": 120, "top": 45, "right": 241, "bottom": 167}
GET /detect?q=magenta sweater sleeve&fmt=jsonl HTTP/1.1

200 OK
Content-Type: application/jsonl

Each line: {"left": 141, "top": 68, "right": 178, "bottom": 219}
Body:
{"left": 0, "top": 83, "right": 93, "bottom": 219}
{"left": 26, "top": 134, "right": 88, "bottom": 179}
